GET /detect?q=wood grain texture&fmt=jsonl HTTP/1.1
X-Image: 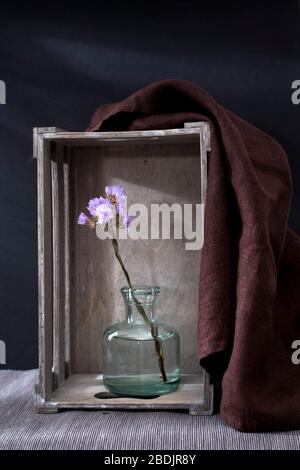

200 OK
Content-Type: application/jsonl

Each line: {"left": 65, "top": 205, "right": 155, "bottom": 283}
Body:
{"left": 42, "top": 128, "right": 208, "bottom": 146}
{"left": 51, "top": 143, "right": 66, "bottom": 388}
{"left": 71, "top": 139, "right": 202, "bottom": 375}
{"left": 50, "top": 374, "right": 208, "bottom": 415}
{"left": 37, "top": 133, "right": 53, "bottom": 400}
{"left": 184, "top": 123, "right": 212, "bottom": 402}
{"left": 33, "top": 127, "right": 66, "bottom": 159}
{"left": 35, "top": 127, "right": 66, "bottom": 401}
{"left": 63, "top": 148, "right": 71, "bottom": 378}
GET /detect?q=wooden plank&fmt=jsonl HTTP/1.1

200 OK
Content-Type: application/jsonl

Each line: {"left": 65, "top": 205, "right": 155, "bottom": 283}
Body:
{"left": 201, "top": 370, "right": 214, "bottom": 415}
{"left": 184, "top": 122, "right": 212, "bottom": 415}
{"left": 184, "top": 121, "right": 210, "bottom": 205}
{"left": 64, "top": 147, "right": 71, "bottom": 378}
{"left": 43, "top": 128, "right": 209, "bottom": 138}
{"left": 68, "top": 146, "right": 78, "bottom": 376}
{"left": 37, "top": 132, "right": 53, "bottom": 400}
{"left": 51, "top": 143, "right": 66, "bottom": 388}
{"left": 42, "top": 128, "right": 207, "bottom": 146}
{"left": 50, "top": 374, "right": 205, "bottom": 414}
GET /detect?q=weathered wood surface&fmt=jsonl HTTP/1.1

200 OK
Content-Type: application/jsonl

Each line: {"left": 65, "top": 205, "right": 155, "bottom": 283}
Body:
{"left": 50, "top": 374, "right": 211, "bottom": 415}
{"left": 35, "top": 127, "right": 66, "bottom": 401}
{"left": 71, "top": 140, "right": 202, "bottom": 375}
{"left": 42, "top": 128, "right": 209, "bottom": 144}
{"left": 33, "top": 128, "right": 66, "bottom": 159}
{"left": 36, "top": 134, "right": 53, "bottom": 400}
{"left": 184, "top": 122, "right": 210, "bottom": 206}
{"left": 64, "top": 149, "right": 71, "bottom": 378}
{"left": 51, "top": 143, "right": 66, "bottom": 388}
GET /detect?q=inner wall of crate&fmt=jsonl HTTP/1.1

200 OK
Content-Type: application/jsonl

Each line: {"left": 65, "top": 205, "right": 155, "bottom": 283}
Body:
{"left": 69, "top": 138, "right": 203, "bottom": 378}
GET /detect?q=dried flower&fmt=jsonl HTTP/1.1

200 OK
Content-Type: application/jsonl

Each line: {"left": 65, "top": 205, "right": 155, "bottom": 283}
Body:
{"left": 105, "top": 185, "right": 125, "bottom": 208}
{"left": 95, "top": 199, "right": 115, "bottom": 225}
{"left": 80, "top": 185, "right": 131, "bottom": 232}
{"left": 87, "top": 197, "right": 107, "bottom": 217}
{"left": 78, "top": 212, "right": 89, "bottom": 225}
{"left": 77, "top": 184, "right": 167, "bottom": 382}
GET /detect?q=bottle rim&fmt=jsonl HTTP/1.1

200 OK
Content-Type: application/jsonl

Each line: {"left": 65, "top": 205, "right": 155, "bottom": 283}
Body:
{"left": 121, "top": 286, "right": 160, "bottom": 296}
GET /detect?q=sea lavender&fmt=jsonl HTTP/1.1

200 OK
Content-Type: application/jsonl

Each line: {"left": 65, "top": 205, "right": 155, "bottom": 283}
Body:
{"left": 78, "top": 185, "right": 167, "bottom": 383}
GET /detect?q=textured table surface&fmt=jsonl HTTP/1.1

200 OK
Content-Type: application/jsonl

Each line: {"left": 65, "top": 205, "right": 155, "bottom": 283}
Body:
{"left": 0, "top": 370, "right": 300, "bottom": 450}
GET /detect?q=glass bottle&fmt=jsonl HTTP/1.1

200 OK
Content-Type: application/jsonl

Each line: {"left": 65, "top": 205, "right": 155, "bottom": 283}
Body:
{"left": 103, "top": 286, "right": 180, "bottom": 397}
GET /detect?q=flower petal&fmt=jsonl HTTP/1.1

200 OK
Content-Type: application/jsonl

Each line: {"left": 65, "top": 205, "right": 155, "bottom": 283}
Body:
{"left": 78, "top": 212, "right": 89, "bottom": 225}
{"left": 87, "top": 196, "right": 107, "bottom": 216}
{"left": 105, "top": 185, "right": 125, "bottom": 204}
{"left": 95, "top": 199, "right": 115, "bottom": 225}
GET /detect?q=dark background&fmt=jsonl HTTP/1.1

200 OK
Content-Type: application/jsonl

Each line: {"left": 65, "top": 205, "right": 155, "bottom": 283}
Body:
{"left": 0, "top": 1, "right": 299, "bottom": 370}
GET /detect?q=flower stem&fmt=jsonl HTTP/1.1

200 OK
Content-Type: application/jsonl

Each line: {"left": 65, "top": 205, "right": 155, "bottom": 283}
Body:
{"left": 111, "top": 238, "right": 167, "bottom": 383}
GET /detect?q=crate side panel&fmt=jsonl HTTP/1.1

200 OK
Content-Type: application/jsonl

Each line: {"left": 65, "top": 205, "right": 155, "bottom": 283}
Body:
{"left": 51, "top": 143, "right": 66, "bottom": 387}
{"left": 64, "top": 149, "right": 71, "bottom": 377}
{"left": 37, "top": 137, "right": 54, "bottom": 399}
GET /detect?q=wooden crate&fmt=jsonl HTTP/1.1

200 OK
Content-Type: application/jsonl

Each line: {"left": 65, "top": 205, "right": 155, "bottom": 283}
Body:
{"left": 33, "top": 122, "right": 213, "bottom": 415}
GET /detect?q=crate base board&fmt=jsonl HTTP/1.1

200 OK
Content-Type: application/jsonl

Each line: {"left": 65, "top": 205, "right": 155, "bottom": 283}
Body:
{"left": 35, "top": 374, "right": 213, "bottom": 416}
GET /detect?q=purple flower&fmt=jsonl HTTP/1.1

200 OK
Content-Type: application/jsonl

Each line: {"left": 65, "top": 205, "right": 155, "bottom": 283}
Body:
{"left": 87, "top": 197, "right": 107, "bottom": 217}
{"left": 78, "top": 212, "right": 89, "bottom": 225}
{"left": 105, "top": 185, "right": 125, "bottom": 207}
{"left": 95, "top": 199, "right": 115, "bottom": 225}
{"left": 80, "top": 185, "right": 130, "bottom": 231}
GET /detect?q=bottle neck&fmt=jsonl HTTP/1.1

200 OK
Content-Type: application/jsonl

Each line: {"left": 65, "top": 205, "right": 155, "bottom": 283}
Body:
{"left": 122, "top": 287, "right": 159, "bottom": 324}
{"left": 125, "top": 300, "right": 156, "bottom": 324}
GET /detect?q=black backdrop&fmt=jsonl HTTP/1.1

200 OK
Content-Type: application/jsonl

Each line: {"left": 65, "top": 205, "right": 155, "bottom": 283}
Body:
{"left": 0, "top": 1, "right": 299, "bottom": 369}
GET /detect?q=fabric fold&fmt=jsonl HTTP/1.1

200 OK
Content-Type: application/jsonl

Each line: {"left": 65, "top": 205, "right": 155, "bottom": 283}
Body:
{"left": 87, "top": 79, "right": 300, "bottom": 432}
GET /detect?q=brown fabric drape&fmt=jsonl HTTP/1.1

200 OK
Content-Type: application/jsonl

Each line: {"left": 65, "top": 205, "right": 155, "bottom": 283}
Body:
{"left": 87, "top": 79, "right": 300, "bottom": 432}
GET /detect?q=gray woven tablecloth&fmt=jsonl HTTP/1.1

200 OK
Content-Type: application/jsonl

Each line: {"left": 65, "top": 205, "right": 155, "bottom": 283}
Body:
{"left": 0, "top": 370, "right": 299, "bottom": 450}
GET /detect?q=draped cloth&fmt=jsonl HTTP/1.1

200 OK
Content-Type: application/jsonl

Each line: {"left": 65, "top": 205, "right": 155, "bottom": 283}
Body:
{"left": 87, "top": 80, "right": 300, "bottom": 432}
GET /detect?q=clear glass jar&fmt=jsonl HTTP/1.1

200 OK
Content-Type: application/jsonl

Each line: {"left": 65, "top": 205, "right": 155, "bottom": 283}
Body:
{"left": 103, "top": 286, "right": 180, "bottom": 397}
